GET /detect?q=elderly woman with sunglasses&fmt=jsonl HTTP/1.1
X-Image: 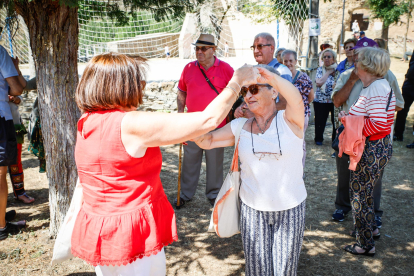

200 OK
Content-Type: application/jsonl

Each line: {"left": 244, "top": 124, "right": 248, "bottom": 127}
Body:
{"left": 314, "top": 48, "right": 339, "bottom": 146}
{"left": 193, "top": 64, "right": 306, "bottom": 276}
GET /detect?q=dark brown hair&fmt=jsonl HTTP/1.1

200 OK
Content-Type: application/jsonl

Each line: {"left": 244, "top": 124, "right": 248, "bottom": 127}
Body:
{"left": 343, "top": 38, "right": 357, "bottom": 48}
{"left": 76, "top": 52, "right": 147, "bottom": 112}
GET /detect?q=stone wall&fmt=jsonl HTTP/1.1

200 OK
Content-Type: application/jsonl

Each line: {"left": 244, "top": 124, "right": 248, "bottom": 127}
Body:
{"left": 18, "top": 81, "right": 180, "bottom": 126}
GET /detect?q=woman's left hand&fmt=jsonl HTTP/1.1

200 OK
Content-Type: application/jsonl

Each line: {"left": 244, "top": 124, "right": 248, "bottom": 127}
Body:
{"left": 338, "top": 111, "right": 347, "bottom": 120}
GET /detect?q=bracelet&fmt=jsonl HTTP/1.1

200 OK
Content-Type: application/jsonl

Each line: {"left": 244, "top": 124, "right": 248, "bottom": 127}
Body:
{"left": 225, "top": 86, "right": 239, "bottom": 98}
{"left": 229, "top": 81, "right": 241, "bottom": 92}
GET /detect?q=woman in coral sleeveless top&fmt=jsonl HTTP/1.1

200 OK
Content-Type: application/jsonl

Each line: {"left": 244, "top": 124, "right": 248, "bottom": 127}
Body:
{"left": 71, "top": 53, "right": 259, "bottom": 275}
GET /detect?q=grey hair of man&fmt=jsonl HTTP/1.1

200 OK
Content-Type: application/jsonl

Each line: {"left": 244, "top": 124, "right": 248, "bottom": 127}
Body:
{"left": 254, "top": 32, "right": 276, "bottom": 46}
{"left": 281, "top": 49, "right": 297, "bottom": 60}
{"left": 275, "top": 48, "right": 286, "bottom": 57}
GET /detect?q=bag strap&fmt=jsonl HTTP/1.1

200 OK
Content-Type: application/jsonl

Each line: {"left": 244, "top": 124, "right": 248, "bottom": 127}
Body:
{"left": 230, "top": 118, "right": 248, "bottom": 172}
{"left": 198, "top": 63, "right": 220, "bottom": 95}
{"left": 385, "top": 88, "right": 393, "bottom": 111}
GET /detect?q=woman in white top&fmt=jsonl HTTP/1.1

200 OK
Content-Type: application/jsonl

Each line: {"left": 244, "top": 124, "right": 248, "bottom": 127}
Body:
{"left": 193, "top": 64, "right": 306, "bottom": 275}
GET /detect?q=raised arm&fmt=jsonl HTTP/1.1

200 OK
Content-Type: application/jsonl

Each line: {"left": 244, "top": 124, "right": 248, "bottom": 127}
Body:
{"left": 121, "top": 66, "right": 259, "bottom": 152}
{"left": 256, "top": 67, "right": 304, "bottom": 134}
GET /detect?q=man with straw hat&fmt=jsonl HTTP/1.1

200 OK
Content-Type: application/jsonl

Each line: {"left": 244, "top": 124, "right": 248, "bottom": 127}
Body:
{"left": 175, "top": 34, "right": 234, "bottom": 208}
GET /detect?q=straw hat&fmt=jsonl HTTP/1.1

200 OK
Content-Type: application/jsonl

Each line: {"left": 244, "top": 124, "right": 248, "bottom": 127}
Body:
{"left": 192, "top": 34, "right": 216, "bottom": 47}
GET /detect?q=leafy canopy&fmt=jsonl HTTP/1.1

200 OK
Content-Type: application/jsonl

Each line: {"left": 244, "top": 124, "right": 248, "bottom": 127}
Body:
{"left": 1, "top": 0, "right": 202, "bottom": 25}
{"left": 367, "top": 0, "right": 409, "bottom": 27}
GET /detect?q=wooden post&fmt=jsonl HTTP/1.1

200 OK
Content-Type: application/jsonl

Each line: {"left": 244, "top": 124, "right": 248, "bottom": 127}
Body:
{"left": 308, "top": 0, "right": 319, "bottom": 124}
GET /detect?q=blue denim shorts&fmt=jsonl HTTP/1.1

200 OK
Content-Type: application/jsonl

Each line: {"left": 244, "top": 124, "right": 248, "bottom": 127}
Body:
{"left": 0, "top": 116, "right": 17, "bottom": 166}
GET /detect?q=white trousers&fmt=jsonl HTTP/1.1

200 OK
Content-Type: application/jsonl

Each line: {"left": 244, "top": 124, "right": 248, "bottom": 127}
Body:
{"left": 95, "top": 248, "right": 166, "bottom": 276}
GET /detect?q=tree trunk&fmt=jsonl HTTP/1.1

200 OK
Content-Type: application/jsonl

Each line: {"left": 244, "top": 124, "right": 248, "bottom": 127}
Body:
{"left": 16, "top": 1, "right": 80, "bottom": 237}
{"left": 403, "top": 0, "right": 412, "bottom": 59}
{"left": 381, "top": 25, "right": 389, "bottom": 48}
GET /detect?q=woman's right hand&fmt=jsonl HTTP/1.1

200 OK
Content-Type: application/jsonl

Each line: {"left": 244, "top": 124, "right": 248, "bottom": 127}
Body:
{"left": 231, "top": 65, "right": 260, "bottom": 87}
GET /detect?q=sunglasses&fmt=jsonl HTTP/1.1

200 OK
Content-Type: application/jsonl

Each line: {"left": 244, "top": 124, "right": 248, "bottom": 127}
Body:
{"left": 195, "top": 46, "right": 213, "bottom": 52}
{"left": 250, "top": 44, "right": 271, "bottom": 50}
{"left": 323, "top": 55, "right": 333, "bottom": 59}
{"left": 241, "top": 84, "right": 272, "bottom": 97}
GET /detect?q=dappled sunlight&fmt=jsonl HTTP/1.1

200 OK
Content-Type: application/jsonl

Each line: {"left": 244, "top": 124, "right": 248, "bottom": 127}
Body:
{"left": 392, "top": 184, "right": 413, "bottom": 191}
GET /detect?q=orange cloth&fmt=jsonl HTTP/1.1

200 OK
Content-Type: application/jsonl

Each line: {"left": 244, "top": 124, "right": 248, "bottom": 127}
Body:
{"left": 338, "top": 115, "right": 366, "bottom": 171}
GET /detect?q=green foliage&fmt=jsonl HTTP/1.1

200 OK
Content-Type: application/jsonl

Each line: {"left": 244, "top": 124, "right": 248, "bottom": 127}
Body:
{"left": 239, "top": 0, "right": 332, "bottom": 24}
{"left": 368, "top": 0, "right": 409, "bottom": 27}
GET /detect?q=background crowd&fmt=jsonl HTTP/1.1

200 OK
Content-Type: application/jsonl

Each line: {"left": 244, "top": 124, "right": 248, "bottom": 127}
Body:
{"left": 0, "top": 29, "right": 413, "bottom": 275}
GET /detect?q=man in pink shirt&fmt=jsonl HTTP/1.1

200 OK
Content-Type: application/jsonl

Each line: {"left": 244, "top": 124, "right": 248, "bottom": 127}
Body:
{"left": 176, "top": 34, "right": 234, "bottom": 207}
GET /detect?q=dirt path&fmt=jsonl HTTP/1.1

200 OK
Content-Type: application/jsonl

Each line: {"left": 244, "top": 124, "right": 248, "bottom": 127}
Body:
{"left": 1, "top": 58, "right": 413, "bottom": 276}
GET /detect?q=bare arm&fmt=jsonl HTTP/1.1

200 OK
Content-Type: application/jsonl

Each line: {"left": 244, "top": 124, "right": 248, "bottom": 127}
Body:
{"left": 308, "top": 88, "right": 314, "bottom": 103}
{"left": 6, "top": 76, "right": 24, "bottom": 96}
{"left": 177, "top": 90, "right": 186, "bottom": 113}
{"left": 193, "top": 123, "right": 236, "bottom": 149}
{"left": 121, "top": 66, "right": 259, "bottom": 154}
{"left": 332, "top": 70, "right": 359, "bottom": 108}
{"left": 257, "top": 67, "right": 304, "bottom": 136}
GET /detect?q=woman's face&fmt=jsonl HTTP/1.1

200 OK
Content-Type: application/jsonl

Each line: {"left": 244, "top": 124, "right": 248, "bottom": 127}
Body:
{"left": 322, "top": 51, "right": 334, "bottom": 67}
{"left": 283, "top": 53, "right": 297, "bottom": 73}
{"left": 344, "top": 43, "right": 355, "bottom": 58}
{"left": 243, "top": 85, "right": 277, "bottom": 114}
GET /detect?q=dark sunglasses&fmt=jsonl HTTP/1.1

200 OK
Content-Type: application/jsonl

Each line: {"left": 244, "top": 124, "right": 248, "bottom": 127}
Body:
{"left": 323, "top": 55, "right": 333, "bottom": 59}
{"left": 195, "top": 46, "right": 213, "bottom": 52}
{"left": 241, "top": 84, "right": 272, "bottom": 97}
{"left": 250, "top": 44, "right": 271, "bottom": 50}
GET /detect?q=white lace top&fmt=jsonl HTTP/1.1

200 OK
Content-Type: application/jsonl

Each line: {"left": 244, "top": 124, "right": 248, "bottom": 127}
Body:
{"left": 230, "top": 111, "right": 307, "bottom": 212}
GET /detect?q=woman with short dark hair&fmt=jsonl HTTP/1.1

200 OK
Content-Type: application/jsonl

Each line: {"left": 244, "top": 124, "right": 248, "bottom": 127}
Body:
{"left": 71, "top": 52, "right": 258, "bottom": 275}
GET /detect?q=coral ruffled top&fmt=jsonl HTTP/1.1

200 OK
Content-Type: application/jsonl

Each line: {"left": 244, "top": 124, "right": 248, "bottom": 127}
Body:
{"left": 71, "top": 110, "right": 177, "bottom": 266}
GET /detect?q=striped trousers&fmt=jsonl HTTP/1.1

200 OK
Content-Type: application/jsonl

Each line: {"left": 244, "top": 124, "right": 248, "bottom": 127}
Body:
{"left": 240, "top": 201, "right": 306, "bottom": 276}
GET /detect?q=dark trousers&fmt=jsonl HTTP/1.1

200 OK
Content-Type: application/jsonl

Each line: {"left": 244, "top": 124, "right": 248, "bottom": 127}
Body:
{"left": 335, "top": 151, "right": 383, "bottom": 217}
{"left": 180, "top": 141, "right": 224, "bottom": 201}
{"left": 394, "top": 88, "right": 414, "bottom": 138}
{"left": 314, "top": 102, "right": 335, "bottom": 143}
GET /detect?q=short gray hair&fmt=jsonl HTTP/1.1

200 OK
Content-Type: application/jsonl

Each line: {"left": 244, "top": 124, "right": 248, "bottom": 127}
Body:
{"left": 275, "top": 48, "right": 286, "bottom": 56}
{"left": 356, "top": 47, "right": 390, "bottom": 77}
{"left": 281, "top": 49, "right": 297, "bottom": 60}
{"left": 254, "top": 32, "right": 275, "bottom": 46}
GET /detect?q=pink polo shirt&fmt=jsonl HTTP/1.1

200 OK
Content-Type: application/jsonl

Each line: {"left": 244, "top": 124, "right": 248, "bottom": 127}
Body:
{"left": 178, "top": 57, "right": 234, "bottom": 128}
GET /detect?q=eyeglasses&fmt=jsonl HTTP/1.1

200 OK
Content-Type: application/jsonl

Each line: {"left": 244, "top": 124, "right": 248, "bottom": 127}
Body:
{"left": 250, "top": 112, "right": 282, "bottom": 160}
{"left": 250, "top": 44, "right": 272, "bottom": 50}
{"left": 323, "top": 55, "right": 333, "bottom": 59}
{"left": 195, "top": 46, "right": 213, "bottom": 52}
{"left": 241, "top": 84, "right": 272, "bottom": 97}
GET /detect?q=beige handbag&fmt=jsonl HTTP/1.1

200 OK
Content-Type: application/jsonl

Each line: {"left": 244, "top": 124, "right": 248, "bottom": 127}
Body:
{"left": 208, "top": 118, "right": 248, "bottom": 238}
{"left": 51, "top": 178, "right": 83, "bottom": 265}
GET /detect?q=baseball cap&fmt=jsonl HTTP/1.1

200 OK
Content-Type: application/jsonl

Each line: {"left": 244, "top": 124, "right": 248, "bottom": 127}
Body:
{"left": 351, "top": 37, "right": 378, "bottom": 50}
{"left": 360, "top": 31, "right": 365, "bottom": 35}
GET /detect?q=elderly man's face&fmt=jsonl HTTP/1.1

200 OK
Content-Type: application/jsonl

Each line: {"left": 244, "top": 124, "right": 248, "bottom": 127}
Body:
{"left": 196, "top": 46, "right": 216, "bottom": 65}
{"left": 253, "top": 37, "right": 275, "bottom": 65}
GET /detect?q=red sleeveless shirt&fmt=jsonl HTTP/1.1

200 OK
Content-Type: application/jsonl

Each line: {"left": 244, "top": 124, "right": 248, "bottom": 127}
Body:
{"left": 71, "top": 110, "right": 177, "bottom": 266}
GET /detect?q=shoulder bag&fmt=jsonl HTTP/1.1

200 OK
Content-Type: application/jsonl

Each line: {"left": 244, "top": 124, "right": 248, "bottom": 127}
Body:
{"left": 198, "top": 63, "right": 236, "bottom": 122}
{"left": 208, "top": 118, "right": 248, "bottom": 238}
